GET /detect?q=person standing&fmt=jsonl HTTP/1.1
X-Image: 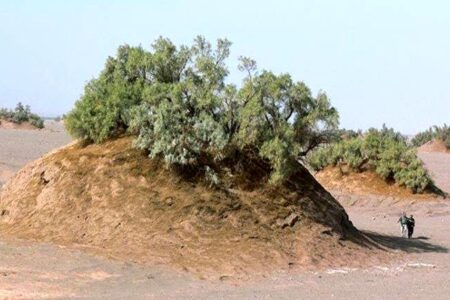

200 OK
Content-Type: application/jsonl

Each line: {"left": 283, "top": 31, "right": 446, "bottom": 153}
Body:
{"left": 407, "top": 215, "right": 415, "bottom": 239}
{"left": 398, "top": 212, "right": 408, "bottom": 238}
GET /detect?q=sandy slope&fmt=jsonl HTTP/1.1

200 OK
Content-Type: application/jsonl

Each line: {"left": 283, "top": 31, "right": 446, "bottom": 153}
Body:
{"left": 418, "top": 139, "right": 450, "bottom": 154}
{"left": 0, "top": 201, "right": 449, "bottom": 299}
{"left": 417, "top": 140, "right": 450, "bottom": 194}
{"left": 1, "top": 136, "right": 385, "bottom": 280}
{"left": 0, "top": 128, "right": 449, "bottom": 299}
{"left": 418, "top": 152, "right": 450, "bottom": 194}
{"left": 315, "top": 167, "right": 440, "bottom": 201}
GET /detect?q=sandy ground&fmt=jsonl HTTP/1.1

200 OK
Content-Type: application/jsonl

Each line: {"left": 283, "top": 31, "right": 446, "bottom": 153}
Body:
{"left": 0, "top": 202, "right": 448, "bottom": 299}
{"left": 418, "top": 152, "right": 450, "bottom": 194}
{"left": 0, "top": 121, "right": 71, "bottom": 187}
{"left": 1, "top": 127, "right": 449, "bottom": 299}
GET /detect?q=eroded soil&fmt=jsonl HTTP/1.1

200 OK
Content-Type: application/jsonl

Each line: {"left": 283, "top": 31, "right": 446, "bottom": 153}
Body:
{"left": 0, "top": 126, "right": 449, "bottom": 299}
{"left": 0, "top": 200, "right": 448, "bottom": 299}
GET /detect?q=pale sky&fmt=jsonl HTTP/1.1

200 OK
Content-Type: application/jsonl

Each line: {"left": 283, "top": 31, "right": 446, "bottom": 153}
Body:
{"left": 1, "top": 0, "right": 449, "bottom": 134}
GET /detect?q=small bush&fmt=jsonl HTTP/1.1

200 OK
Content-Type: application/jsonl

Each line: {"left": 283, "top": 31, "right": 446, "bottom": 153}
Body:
{"left": 307, "top": 146, "right": 333, "bottom": 171}
{"left": 65, "top": 45, "right": 147, "bottom": 143}
{"left": 30, "top": 116, "right": 44, "bottom": 129}
{"left": 0, "top": 103, "right": 45, "bottom": 129}
{"left": 308, "top": 126, "right": 433, "bottom": 193}
{"left": 445, "top": 135, "right": 450, "bottom": 149}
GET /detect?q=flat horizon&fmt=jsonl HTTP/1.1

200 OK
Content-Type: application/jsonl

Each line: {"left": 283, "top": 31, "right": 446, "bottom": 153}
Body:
{"left": 1, "top": 1, "right": 449, "bottom": 134}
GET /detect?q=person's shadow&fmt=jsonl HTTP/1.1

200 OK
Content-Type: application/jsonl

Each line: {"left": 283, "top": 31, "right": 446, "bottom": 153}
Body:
{"left": 356, "top": 231, "right": 448, "bottom": 253}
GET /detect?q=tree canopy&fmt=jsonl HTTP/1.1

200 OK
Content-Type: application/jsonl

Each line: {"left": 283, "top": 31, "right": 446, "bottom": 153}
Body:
{"left": 65, "top": 36, "right": 339, "bottom": 184}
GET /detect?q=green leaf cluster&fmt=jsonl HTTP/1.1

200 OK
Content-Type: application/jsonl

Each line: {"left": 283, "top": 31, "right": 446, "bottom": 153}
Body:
{"left": 66, "top": 36, "right": 339, "bottom": 184}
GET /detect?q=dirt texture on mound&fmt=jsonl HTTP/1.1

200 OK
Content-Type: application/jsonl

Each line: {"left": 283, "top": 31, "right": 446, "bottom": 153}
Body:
{"left": 0, "top": 119, "right": 39, "bottom": 130}
{"left": 417, "top": 140, "right": 450, "bottom": 194}
{"left": 418, "top": 139, "right": 450, "bottom": 154}
{"left": 0, "top": 169, "right": 15, "bottom": 187}
{"left": 0, "top": 137, "right": 388, "bottom": 279}
{"left": 315, "top": 166, "right": 439, "bottom": 201}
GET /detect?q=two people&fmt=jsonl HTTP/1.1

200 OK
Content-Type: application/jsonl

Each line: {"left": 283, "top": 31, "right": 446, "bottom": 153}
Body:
{"left": 398, "top": 212, "right": 415, "bottom": 239}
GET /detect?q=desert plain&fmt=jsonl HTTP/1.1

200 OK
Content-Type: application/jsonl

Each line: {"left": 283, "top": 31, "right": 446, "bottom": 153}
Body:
{"left": 0, "top": 122, "right": 449, "bottom": 299}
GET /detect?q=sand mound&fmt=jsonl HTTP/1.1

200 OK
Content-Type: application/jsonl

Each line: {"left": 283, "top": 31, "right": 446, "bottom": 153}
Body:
{"left": 0, "top": 137, "right": 388, "bottom": 279}
{"left": 418, "top": 139, "right": 450, "bottom": 154}
{"left": 0, "top": 119, "right": 39, "bottom": 130}
{"left": 315, "top": 166, "right": 439, "bottom": 201}
{"left": 0, "top": 168, "right": 15, "bottom": 188}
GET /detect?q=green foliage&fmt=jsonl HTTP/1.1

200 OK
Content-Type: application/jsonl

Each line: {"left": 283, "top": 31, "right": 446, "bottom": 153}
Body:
{"left": 0, "top": 103, "right": 44, "bottom": 129}
{"left": 445, "top": 135, "right": 450, "bottom": 149}
{"left": 30, "top": 117, "right": 44, "bottom": 129}
{"left": 307, "top": 146, "right": 334, "bottom": 171}
{"left": 436, "top": 125, "right": 450, "bottom": 149}
{"left": 307, "top": 125, "right": 433, "bottom": 193}
{"left": 411, "top": 129, "right": 434, "bottom": 147}
{"left": 411, "top": 124, "right": 450, "bottom": 149}
{"left": 393, "top": 149, "right": 431, "bottom": 193}
{"left": 66, "top": 45, "right": 147, "bottom": 143}
{"left": 66, "top": 36, "right": 340, "bottom": 184}
{"left": 341, "top": 138, "right": 365, "bottom": 170}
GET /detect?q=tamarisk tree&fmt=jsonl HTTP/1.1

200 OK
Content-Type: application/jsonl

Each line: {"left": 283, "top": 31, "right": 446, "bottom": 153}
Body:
{"left": 66, "top": 36, "right": 338, "bottom": 184}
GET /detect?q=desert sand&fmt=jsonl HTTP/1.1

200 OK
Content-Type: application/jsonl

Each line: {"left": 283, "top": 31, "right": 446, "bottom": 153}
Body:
{"left": 0, "top": 121, "right": 71, "bottom": 188}
{"left": 0, "top": 199, "right": 448, "bottom": 299}
{"left": 0, "top": 125, "right": 449, "bottom": 299}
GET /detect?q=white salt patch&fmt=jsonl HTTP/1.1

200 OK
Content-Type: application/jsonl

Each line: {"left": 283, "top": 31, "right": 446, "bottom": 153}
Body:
{"left": 325, "top": 268, "right": 357, "bottom": 275}
{"left": 374, "top": 266, "right": 389, "bottom": 271}
{"left": 407, "top": 263, "right": 436, "bottom": 268}
{"left": 326, "top": 269, "right": 348, "bottom": 274}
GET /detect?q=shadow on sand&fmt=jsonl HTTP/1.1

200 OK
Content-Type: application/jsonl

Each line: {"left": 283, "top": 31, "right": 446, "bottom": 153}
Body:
{"left": 359, "top": 231, "right": 448, "bottom": 254}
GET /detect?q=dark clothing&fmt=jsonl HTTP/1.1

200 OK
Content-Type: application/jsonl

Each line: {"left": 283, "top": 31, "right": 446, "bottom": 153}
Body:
{"left": 398, "top": 215, "right": 408, "bottom": 237}
{"left": 406, "top": 217, "right": 415, "bottom": 239}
